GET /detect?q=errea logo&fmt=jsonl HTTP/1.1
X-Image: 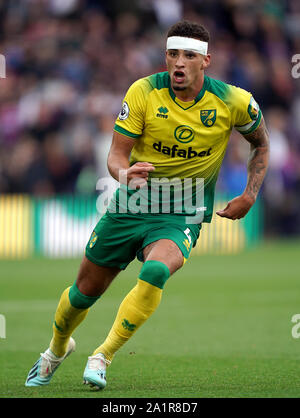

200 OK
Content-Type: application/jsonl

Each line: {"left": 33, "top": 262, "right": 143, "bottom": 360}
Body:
{"left": 156, "top": 106, "right": 169, "bottom": 119}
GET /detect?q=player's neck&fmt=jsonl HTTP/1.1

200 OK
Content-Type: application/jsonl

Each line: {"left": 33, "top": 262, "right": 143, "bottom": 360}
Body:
{"left": 172, "top": 74, "right": 205, "bottom": 102}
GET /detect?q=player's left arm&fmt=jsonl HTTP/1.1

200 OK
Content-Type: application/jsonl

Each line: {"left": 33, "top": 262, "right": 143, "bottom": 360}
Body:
{"left": 216, "top": 115, "right": 269, "bottom": 220}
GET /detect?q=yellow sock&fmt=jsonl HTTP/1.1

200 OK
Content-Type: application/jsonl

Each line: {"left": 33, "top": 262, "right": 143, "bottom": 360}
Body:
{"left": 50, "top": 287, "right": 89, "bottom": 357}
{"left": 93, "top": 279, "right": 162, "bottom": 362}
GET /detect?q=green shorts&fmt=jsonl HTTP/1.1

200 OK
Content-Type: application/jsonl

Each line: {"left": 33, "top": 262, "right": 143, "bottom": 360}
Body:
{"left": 85, "top": 212, "right": 202, "bottom": 270}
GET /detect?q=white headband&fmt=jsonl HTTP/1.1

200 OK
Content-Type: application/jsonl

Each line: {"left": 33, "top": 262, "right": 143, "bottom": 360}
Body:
{"left": 166, "top": 36, "right": 208, "bottom": 55}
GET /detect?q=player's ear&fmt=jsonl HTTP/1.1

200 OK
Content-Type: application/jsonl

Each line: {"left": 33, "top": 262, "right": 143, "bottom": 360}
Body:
{"left": 201, "top": 54, "right": 211, "bottom": 70}
{"left": 165, "top": 50, "right": 172, "bottom": 70}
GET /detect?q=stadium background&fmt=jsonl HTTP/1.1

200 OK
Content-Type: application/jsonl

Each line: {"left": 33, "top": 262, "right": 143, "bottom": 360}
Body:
{"left": 0, "top": 0, "right": 300, "bottom": 399}
{"left": 0, "top": 0, "right": 299, "bottom": 256}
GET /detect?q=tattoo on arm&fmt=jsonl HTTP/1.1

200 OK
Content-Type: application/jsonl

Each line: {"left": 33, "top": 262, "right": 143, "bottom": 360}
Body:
{"left": 242, "top": 116, "right": 270, "bottom": 201}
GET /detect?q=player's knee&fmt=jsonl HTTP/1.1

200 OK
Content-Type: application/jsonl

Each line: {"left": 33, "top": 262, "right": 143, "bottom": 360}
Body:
{"left": 139, "top": 260, "right": 170, "bottom": 289}
{"left": 68, "top": 281, "right": 100, "bottom": 309}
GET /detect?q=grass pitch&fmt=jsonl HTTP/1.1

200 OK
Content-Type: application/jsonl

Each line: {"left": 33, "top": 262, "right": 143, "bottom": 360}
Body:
{"left": 1, "top": 240, "right": 300, "bottom": 398}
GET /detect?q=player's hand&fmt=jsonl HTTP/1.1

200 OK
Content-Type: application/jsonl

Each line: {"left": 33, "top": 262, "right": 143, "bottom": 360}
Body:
{"left": 119, "top": 162, "right": 155, "bottom": 189}
{"left": 216, "top": 193, "right": 255, "bottom": 220}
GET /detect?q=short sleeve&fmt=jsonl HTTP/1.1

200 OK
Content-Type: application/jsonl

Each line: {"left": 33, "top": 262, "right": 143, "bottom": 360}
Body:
{"left": 231, "top": 86, "right": 262, "bottom": 135}
{"left": 114, "top": 79, "right": 148, "bottom": 139}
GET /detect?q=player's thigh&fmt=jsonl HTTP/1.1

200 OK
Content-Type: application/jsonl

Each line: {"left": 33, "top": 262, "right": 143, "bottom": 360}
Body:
{"left": 76, "top": 255, "right": 121, "bottom": 297}
{"left": 86, "top": 213, "right": 141, "bottom": 270}
{"left": 143, "top": 239, "right": 184, "bottom": 275}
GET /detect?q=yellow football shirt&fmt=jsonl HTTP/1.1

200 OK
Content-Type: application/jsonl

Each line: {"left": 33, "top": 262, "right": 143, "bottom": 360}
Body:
{"left": 113, "top": 71, "right": 261, "bottom": 223}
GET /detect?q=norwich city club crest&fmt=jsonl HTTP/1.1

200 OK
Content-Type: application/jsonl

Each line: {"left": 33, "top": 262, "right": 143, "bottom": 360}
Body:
{"left": 200, "top": 109, "right": 216, "bottom": 127}
{"left": 88, "top": 231, "right": 98, "bottom": 248}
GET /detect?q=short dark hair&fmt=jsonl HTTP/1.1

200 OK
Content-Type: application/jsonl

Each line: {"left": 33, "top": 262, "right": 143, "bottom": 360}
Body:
{"left": 167, "top": 20, "right": 210, "bottom": 43}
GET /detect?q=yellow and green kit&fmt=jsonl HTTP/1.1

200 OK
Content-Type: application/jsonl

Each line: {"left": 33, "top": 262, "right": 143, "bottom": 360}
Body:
{"left": 113, "top": 71, "right": 261, "bottom": 223}
{"left": 86, "top": 72, "right": 261, "bottom": 268}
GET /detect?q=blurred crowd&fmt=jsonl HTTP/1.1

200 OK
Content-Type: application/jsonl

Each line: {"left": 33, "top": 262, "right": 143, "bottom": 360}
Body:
{"left": 0, "top": 0, "right": 299, "bottom": 236}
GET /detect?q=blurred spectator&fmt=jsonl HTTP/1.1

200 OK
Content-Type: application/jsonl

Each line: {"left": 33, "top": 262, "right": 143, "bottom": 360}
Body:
{"left": 264, "top": 108, "right": 300, "bottom": 236}
{"left": 0, "top": 0, "right": 299, "bottom": 236}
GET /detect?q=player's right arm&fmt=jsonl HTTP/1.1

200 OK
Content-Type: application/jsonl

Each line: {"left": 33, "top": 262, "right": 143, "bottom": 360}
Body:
{"left": 107, "top": 131, "right": 155, "bottom": 188}
{"left": 107, "top": 78, "right": 155, "bottom": 188}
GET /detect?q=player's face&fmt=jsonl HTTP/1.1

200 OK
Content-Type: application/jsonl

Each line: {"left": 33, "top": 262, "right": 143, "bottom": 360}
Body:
{"left": 166, "top": 49, "right": 210, "bottom": 93}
